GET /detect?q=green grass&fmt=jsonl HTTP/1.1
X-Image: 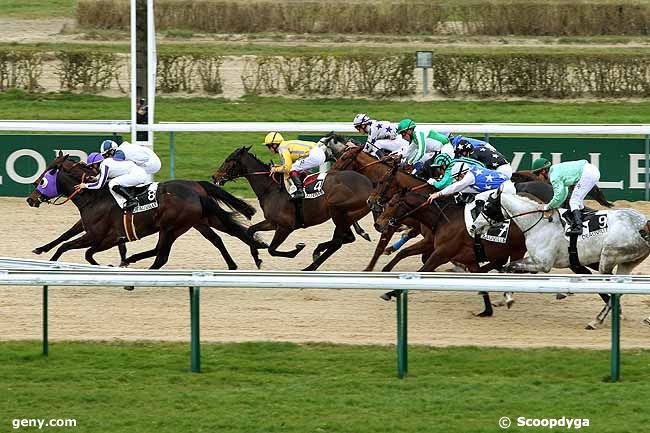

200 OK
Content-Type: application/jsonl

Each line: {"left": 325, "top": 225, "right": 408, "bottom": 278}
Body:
{"left": 1, "top": 341, "right": 650, "bottom": 432}
{"left": 4, "top": 41, "right": 650, "bottom": 57}
{"left": 1, "top": 0, "right": 77, "bottom": 19}
{"left": 3, "top": 91, "right": 650, "bottom": 196}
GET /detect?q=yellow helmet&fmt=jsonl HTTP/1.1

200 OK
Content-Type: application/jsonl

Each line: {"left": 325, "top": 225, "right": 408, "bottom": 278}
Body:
{"left": 264, "top": 132, "right": 284, "bottom": 146}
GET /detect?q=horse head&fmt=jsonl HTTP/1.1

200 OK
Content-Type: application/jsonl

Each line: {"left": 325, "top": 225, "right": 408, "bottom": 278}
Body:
{"left": 212, "top": 145, "right": 265, "bottom": 185}
{"left": 367, "top": 158, "right": 400, "bottom": 214}
{"left": 374, "top": 188, "right": 415, "bottom": 233}
{"left": 320, "top": 132, "right": 355, "bottom": 159}
{"left": 26, "top": 151, "right": 82, "bottom": 207}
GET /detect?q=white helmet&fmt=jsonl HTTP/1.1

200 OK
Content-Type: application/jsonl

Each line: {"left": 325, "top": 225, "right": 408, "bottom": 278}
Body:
{"left": 353, "top": 113, "right": 371, "bottom": 128}
{"left": 100, "top": 139, "right": 119, "bottom": 155}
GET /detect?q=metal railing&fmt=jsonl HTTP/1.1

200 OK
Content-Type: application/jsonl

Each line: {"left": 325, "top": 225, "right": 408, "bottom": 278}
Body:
{"left": 1, "top": 263, "right": 645, "bottom": 381}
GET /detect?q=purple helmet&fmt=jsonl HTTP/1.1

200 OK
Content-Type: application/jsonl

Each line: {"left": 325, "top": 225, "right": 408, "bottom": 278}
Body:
{"left": 86, "top": 152, "right": 104, "bottom": 165}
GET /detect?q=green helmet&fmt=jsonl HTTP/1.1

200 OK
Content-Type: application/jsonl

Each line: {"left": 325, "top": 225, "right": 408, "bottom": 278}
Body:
{"left": 431, "top": 153, "right": 452, "bottom": 168}
{"left": 396, "top": 118, "right": 416, "bottom": 134}
{"left": 531, "top": 157, "right": 552, "bottom": 172}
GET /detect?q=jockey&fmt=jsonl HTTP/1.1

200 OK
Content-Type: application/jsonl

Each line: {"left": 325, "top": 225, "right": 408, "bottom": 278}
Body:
{"left": 454, "top": 139, "right": 513, "bottom": 178}
{"left": 100, "top": 139, "right": 161, "bottom": 177}
{"left": 531, "top": 157, "right": 601, "bottom": 235}
{"left": 353, "top": 113, "right": 402, "bottom": 157}
{"left": 395, "top": 118, "right": 454, "bottom": 168}
{"left": 424, "top": 153, "right": 485, "bottom": 190}
{"left": 264, "top": 132, "right": 326, "bottom": 201}
{"left": 86, "top": 152, "right": 104, "bottom": 171}
{"left": 427, "top": 161, "right": 515, "bottom": 203}
{"left": 75, "top": 150, "right": 148, "bottom": 211}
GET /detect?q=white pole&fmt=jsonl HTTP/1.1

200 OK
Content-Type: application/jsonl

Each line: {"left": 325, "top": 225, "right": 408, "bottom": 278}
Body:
{"left": 130, "top": 0, "right": 137, "bottom": 143}
{"left": 146, "top": 0, "right": 156, "bottom": 151}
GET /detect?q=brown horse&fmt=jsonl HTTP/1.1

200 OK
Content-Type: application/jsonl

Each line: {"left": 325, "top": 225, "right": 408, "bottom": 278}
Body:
{"left": 327, "top": 142, "right": 436, "bottom": 271}
{"left": 27, "top": 152, "right": 266, "bottom": 269}
{"left": 211, "top": 146, "right": 373, "bottom": 271}
{"left": 375, "top": 189, "right": 528, "bottom": 316}
{"left": 511, "top": 170, "right": 613, "bottom": 208}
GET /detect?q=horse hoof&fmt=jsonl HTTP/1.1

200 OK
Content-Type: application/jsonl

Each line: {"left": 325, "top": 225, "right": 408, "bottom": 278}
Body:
{"left": 255, "top": 260, "right": 263, "bottom": 270}
{"left": 119, "top": 261, "right": 130, "bottom": 268}
{"left": 474, "top": 310, "right": 493, "bottom": 317}
{"left": 32, "top": 248, "right": 44, "bottom": 255}
{"left": 556, "top": 293, "right": 568, "bottom": 300}
{"left": 492, "top": 300, "right": 506, "bottom": 307}
{"left": 642, "top": 317, "right": 650, "bottom": 327}
{"left": 383, "top": 248, "right": 394, "bottom": 256}
{"left": 360, "top": 233, "right": 371, "bottom": 242}
{"left": 506, "top": 300, "right": 515, "bottom": 309}
{"left": 585, "top": 321, "right": 598, "bottom": 330}
{"left": 312, "top": 252, "right": 321, "bottom": 262}
{"left": 295, "top": 243, "right": 306, "bottom": 251}
{"left": 123, "top": 286, "right": 135, "bottom": 291}
{"left": 379, "top": 293, "right": 393, "bottom": 301}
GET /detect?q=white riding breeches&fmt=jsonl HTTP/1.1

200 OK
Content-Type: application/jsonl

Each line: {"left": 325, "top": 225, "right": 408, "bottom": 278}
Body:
{"left": 569, "top": 163, "right": 600, "bottom": 211}
{"left": 496, "top": 164, "right": 513, "bottom": 179}
{"left": 371, "top": 138, "right": 403, "bottom": 154}
{"left": 291, "top": 147, "right": 326, "bottom": 173}
{"left": 108, "top": 165, "right": 148, "bottom": 189}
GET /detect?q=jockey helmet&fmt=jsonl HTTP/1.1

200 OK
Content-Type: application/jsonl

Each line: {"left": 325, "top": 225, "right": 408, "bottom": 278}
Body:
{"left": 100, "top": 139, "right": 119, "bottom": 155}
{"left": 264, "top": 132, "right": 284, "bottom": 147}
{"left": 431, "top": 153, "right": 452, "bottom": 168}
{"left": 86, "top": 152, "right": 104, "bottom": 165}
{"left": 396, "top": 118, "right": 416, "bottom": 134}
{"left": 451, "top": 162, "right": 471, "bottom": 179}
{"left": 353, "top": 113, "right": 371, "bottom": 128}
{"left": 531, "top": 157, "right": 552, "bottom": 173}
{"left": 455, "top": 139, "right": 474, "bottom": 155}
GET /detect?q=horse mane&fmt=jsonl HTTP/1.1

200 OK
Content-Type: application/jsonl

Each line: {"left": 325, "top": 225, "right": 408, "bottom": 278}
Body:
{"left": 517, "top": 192, "right": 545, "bottom": 204}
{"left": 239, "top": 147, "right": 269, "bottom": 169}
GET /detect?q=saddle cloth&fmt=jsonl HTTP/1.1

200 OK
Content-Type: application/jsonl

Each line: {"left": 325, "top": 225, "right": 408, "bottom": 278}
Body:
{"left": 302, "top": 172, "right": 327, "bottom": 199}
{"left": 559, "top": 208, "right": 608, "bottom": 240}
{"left": 464, "top": 199, "right": 511, "bottom": 244}
{"left": 112, "top": 182, "right": 159, "bottom": 213}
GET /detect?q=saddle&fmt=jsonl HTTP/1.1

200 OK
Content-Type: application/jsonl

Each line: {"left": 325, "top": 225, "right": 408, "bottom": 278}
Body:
{"left": 115, "top": 183, "right": 159, "bottom": 213}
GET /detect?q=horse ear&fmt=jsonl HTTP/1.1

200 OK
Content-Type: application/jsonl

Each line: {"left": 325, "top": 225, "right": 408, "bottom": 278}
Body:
{"left": 57, "top": 150, "right": 63, "bottom": 158}
{"left": 245, "top": 145, "right": 252, "bottom": 152}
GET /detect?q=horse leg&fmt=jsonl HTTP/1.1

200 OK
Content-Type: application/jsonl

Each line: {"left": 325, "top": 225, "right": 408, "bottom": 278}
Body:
{"left": 248, "top": 218, "right": 276, "bottom": 236}
{"left": 303, "top": 226, "right": 354, "bottom": 271}
{"left": 587, "top": 185, "right": 613, "bottom": 208}
{"left": 587, "top": 261, "right": 639, "bottom": 329}
{"left": 206, "top": 215, "right": 266, "bottom": 269}
{"left": 365, "top": 231, "right": 394, "bottom": 271}
{"left": 33, "top": 219, "right": 84, "bottom": 254}
{"left": 352, "top": 221, "right": 371, "bottom": 242}
{"left": 49, "top": 233, "right": 96, "bottom": 262}
{"left": 118, "top": 243, "right": 128, "bottom": 266}
{"left": 150, "top": 224, "right": 193, "bottom": 270}
{"left": 123, "top": 247, "right": 158, "bottom": 265}
{"left": 267, "top": 226, "right": 304, "bottom": 258}
{"left": 194, "top": 224, "right": 238, "bottom": 270}
{"left": 382, "top": 237, "right": 433, "bottom": 272}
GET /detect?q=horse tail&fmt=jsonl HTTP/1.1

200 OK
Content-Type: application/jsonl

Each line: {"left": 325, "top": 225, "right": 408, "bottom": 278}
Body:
{"left": 198, "top": 181, "right": 256, "bottom": 220}
{"left": 198, "top": 194, "right": 267, "bottom": 250}
{"left": 587, "top": 185, "right": 614, "bottom": 208}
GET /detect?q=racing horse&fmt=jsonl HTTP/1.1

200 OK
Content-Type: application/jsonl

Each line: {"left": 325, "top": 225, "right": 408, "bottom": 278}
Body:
{"left": 212, "top": 146, "right": 374, "bottom": 271}
{"left": 374, "top": 189, "right": 528, "bottom": 316}
{"left": 472, "top": 188, "right": 650, "bottom": 328}
{"left": 27, "top": 152, "right": 266, "bottom": 269}
{"left": 511, "top": 170, "right": 613, "bottom": 208}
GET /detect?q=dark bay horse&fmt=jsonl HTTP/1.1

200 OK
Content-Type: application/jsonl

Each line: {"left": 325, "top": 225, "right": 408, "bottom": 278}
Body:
{"left": 212, "top": 146, "right": 374, "bottom": 271}
{"left": 27, "top": 152, "right": 266, "bottom": 269}
{"left": 511, "top": 170, "right": 613, "bottom": 208}
{"left": 375, "top": 189, "right": 528, "bottom": 316}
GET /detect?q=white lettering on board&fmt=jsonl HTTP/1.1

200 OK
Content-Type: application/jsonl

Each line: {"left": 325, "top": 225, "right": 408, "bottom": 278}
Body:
{"left": 5, "top": 149, "right": 46, "bottom": 184}
{"left": 590, "top": 153, "right": 623, "bottom": 189}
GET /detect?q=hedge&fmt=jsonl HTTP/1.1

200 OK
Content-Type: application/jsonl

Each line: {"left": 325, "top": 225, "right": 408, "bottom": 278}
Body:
{"left": 2, "top": 49, "right": 650, "bottom": 98}
{"left": 77, "top": 0, "right": 650, "bottom": 36}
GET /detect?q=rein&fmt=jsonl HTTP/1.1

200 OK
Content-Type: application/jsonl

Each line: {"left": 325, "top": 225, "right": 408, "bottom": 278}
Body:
{"left": 389, "top": 195, "right": 430, "bottom": 227}
{"left": 484, "top": 201, "right": 550, "bottom": 234}
{"left": 53, "top": 173, "right": 86, "bottom": 206}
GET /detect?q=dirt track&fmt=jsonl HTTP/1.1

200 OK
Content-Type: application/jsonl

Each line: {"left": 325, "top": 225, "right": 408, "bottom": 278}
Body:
{"left": 2, "top": 196, "right": 650, "bottom": 350}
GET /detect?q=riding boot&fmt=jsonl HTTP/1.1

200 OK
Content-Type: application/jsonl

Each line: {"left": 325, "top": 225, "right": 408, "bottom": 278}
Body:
{"left": 112, "top": 185, "right": 138, "bottom": 211}
{"left": 568, "top": 209, "right": 583, "bottom": 235}
{"left": 289, "top": 171, "right": 305, "bottom": 201}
